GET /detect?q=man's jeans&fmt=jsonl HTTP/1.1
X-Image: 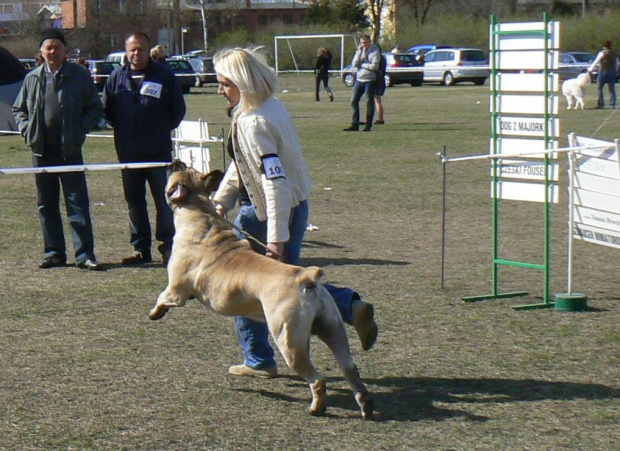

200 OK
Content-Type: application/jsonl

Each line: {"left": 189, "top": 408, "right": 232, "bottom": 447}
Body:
{"left": 597, "top": 70, "right": 616, "bottom": 108}
{"left": 350, "top": 80, "right": 377, "bottom": 126}
{"left": 33, "top": 153, "right": 96, "bottom": 264}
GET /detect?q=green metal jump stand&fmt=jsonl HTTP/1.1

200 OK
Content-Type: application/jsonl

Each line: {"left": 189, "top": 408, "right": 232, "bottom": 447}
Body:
{"left": 463, "top": 14, "right": 556, "bottom": 310}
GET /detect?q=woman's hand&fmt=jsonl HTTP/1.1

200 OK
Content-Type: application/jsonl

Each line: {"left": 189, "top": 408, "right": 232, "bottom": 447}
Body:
{"left": 266, "top": 242, "right": 284, "bottom": 261}
{"left": 215, "top": 204, "right": 227, "bottom": 218}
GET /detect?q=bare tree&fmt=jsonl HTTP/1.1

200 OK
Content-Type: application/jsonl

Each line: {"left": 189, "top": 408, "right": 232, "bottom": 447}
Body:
{"left": 11, "top": 0, "right": 44, "bottom": 37}
{"left": 182, "top": 0, "right": 210, "bottom": 52}
{"left": 366, "top": 0, "right": 385, "bottom": 42}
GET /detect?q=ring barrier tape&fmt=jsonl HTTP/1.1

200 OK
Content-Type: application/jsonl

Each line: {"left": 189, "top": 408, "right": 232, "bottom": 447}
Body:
{"left": 0, "top": 162, "right": 171, "bottom": 175}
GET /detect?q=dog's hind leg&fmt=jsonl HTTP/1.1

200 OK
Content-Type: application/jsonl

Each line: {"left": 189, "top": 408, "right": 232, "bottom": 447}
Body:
{"left": 270, "top": 321, "right": 327, "bottom": 416}
{"left": 315, "top": 320, "right": 374, "bottom": 419}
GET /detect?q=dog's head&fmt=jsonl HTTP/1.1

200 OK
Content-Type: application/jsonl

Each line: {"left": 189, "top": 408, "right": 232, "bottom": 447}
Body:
{"left": 165, "top": 160, "right": 224, "bottom": 207}
{"left": 577, "top": 72, "right": 591, "bottom": 86}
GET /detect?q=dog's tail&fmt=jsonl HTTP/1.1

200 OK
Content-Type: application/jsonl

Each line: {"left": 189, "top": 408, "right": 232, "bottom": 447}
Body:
{"left": 296, "top": 266, "right": 324, "bottom": 289}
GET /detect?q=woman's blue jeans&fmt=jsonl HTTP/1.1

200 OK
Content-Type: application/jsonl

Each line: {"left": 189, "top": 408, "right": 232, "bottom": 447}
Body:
{"left": 597, "top": 70, "right": 616, "bottom": 108}
{"left": 232, "top": 201, "right": 357, "bottom": 370}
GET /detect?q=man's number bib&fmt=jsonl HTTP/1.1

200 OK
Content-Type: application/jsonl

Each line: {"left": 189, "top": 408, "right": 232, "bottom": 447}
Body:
{"left": 140, "top": 82, "right": 163, "bottom": 99}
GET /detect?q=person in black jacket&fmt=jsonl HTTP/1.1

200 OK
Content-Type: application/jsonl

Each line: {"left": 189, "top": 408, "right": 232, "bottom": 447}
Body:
{"left": 315, "top": 47, "right": 334, "bottom": 102}
{"left": 102, "top": 31, "right": 186, "bottom": 265}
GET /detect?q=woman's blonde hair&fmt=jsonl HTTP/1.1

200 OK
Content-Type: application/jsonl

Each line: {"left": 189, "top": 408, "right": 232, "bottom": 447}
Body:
{"left": 213, "top": 47, "right": 277, "bottom": 112}
{"left": 317, "top": 47, "right": 327, "bottom": 57}
{"left": 150, "top": 44, "right": 164, "bottom": 59}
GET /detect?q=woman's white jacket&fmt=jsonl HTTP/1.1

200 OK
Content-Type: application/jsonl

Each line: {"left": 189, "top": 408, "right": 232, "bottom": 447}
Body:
{"left": 213, "top": 97, "right": 312, "bottom": 244}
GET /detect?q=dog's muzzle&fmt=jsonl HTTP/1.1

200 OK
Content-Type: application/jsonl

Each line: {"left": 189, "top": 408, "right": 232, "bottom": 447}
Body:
{"left": 168, "top": 183, "right": 190, "bottom": 203}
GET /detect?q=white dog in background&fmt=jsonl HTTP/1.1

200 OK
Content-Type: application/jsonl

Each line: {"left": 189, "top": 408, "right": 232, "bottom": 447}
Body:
{"left": 562, "top": 72, "right": 591, "bottom": 110}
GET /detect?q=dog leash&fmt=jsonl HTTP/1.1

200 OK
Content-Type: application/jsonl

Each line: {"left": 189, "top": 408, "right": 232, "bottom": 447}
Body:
{"left": 590, "top": 106, "right": 619, "bottom": 138}
{"left": 217, "top": 215, "right": 284, "bottom": 260}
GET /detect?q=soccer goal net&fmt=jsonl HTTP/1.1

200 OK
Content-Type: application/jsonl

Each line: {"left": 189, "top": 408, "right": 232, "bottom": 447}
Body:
{"left": 273, "top": 33, "right": 357, "bottom": 75}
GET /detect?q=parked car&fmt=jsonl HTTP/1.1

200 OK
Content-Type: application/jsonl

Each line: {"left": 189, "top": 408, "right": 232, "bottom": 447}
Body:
{"left": 187, "top": 56, "right": 216, "bottom": 87}
{"left": 165, "top": 58, "right": 197, "bottom": 93}
{"left": 558, "top": 52, "right": 594, "bottom": 81}
{"left": 19, "top": 58, "right": 38, "bottom": 71}
{"left": 341, "top": 53, "right": 423, "bottom": 88}
{"left": 85, "top": 60, "right": 120, "bottom": 92}
{"left": 406, "top": 44, "right": 452, "bottom": 59}
{"left": 422, "top": 48, "right": 489, "bottom": 86}
{"left": 384, "top": 53, "right": 424, "bottom": 86}
{"left": 105, "top": 51, "right": 128, "bottom": 66}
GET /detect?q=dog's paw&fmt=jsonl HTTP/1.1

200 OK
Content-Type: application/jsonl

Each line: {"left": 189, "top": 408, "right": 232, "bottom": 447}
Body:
{"left": 149, "top": 306, "right": 169, "bottom": 321}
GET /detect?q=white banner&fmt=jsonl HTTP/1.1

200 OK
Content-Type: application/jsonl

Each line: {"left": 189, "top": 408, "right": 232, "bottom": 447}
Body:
{"left": 574, "top": 205, "right": 620, "bottom": 234}
{"left": 573, "top": 223, "right": 620, "bottom": 249}
{"left": 495, "top": 51, "right": 559, "bottom": 70}
{"left": 575, "top": 153, "right": 620, "bottom": 179}
{"left": 494, "top": 160, "right": 559, "bottom": 181}
{"left": 492, "top": 95, "right": 559, "bottom": 115}
{"left": 495, "top": 116, "right": 560, "bottom": 137}
{"left": 491, "top": 73, "right": 559, "bottom": 92}
{"left": 492, "top": 137, "right": 557, "bottom": 158}
{"left": 491, "top": 180, "right": 559, "bottom": 203}
{"left": 573, "top": 171, "right": 620, "bottom": 196}
{"left": 574, "top": 188, "right": 620, "bottom": 215}
{"left": 495, "top": 22, "right": 561, "bottom": 50}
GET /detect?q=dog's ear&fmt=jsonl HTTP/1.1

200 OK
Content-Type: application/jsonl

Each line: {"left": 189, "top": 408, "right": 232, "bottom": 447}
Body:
{"left": 201, "top": 170, "right": 225, "bottom": 195}
{"left": 167, "top": 160, "right": 188, "bottom": 178}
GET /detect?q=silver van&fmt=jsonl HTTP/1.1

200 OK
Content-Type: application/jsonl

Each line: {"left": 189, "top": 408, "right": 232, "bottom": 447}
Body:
{"left": 105, "top": 51, "right": 128, "bottom": 66}
{"left": 422, "top": 48, "right": 489, "bottom": 86}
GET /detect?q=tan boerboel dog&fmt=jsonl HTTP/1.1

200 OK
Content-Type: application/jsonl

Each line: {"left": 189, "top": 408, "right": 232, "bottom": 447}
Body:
{"left": 149, "top": 163, "right": 373, "bottom": 419}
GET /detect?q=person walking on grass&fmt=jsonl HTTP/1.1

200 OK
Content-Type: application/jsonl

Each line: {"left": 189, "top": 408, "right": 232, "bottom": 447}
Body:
{"left": 344, "top": 35, "right": 380, "bottom": 132}
{"left": 212, "top": 47, "right": 378, "bottom": 379}
{"left": 315, "top": 47, "right": 334, "bottom": 102}
{"left": 13, "top": 28, "right": 104, "bottom": 271}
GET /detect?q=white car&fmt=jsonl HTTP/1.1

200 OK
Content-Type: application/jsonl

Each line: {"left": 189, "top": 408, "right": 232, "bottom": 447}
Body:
{"left": 423, "top": 48, "right": 489, "bottom": 86}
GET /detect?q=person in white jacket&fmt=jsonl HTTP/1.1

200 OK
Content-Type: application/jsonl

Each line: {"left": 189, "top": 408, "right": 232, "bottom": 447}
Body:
{"left": 213, "top": 48, "right": 378, "bottom": 379}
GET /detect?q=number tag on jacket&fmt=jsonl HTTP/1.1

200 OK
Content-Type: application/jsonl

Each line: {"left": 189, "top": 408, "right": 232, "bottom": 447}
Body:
{"left": 140, "top": 82, "right": 163, "bottom": 99}
{"left": 261, "top": 154, "right": 286, "bottom": 180}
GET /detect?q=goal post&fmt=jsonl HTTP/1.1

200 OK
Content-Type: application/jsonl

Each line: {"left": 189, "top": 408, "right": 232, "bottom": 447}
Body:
{"left": 273, "top": 33, "right": 357, "bottom": 75}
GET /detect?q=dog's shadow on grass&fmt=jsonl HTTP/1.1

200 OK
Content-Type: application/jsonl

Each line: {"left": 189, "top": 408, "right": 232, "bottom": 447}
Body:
{"left": 236, "top": 375, "right": 620, "bottom": 421}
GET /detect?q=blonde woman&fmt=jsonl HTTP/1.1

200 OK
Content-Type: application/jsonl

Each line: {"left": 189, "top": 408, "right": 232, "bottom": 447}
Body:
{"left": 150, "top": 44, "right": 166, "bottom": 64}
{"left": 213, "top": 48, "right": 377, "bottom": 378}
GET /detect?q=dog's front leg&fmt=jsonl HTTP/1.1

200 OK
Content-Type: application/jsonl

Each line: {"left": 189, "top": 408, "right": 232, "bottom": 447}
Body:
{"left": 149, "top": 287, "right": 189, "bottom": 320}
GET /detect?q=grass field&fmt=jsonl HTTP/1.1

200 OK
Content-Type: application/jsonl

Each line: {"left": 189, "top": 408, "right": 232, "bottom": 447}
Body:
{"left": 1, "top": 76, "right": 619, "bottom": 449}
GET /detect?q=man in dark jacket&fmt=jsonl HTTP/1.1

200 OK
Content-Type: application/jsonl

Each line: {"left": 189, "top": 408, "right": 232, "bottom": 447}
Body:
{"left": 102, "top": 31, "right": 186, "bottom": 265}
{"left": 13, "top": 28, "right": 104, "bottom": 270}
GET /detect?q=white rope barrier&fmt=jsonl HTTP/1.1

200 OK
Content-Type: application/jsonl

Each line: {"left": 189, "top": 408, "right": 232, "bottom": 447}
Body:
{"left": 0, "top": 162, "right": 171, "bottom": 175}
{"left": 1, "top": 129, "right": 114, "bottom": 138}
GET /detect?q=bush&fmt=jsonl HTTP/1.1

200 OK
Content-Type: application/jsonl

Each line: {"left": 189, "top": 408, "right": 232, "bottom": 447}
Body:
{"left": 393, "top": 10, "right": 620, "bottom": 55}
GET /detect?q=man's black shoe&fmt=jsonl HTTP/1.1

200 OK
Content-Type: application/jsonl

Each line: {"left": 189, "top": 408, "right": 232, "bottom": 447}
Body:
{"left": 362, "top": 125, "right": 372, "bottom": 132}
{"left": 121, "top": 251, "right": 152, "bottom": 265}
{"left": 40, "top": 255, "right": 66, "bottom": 269}
{"left": 343, "top": 125, "right": 359, "bottom": 131}
{"left": 77, "top": 258, "right": 104, "bottom": 271}
{"left": 162, "top": 250, "right": 171, "bottom": 266}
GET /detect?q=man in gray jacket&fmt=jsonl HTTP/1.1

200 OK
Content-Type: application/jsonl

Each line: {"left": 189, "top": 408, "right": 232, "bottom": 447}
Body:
{"left": 344, "top": 35, "right": 380, "bottom": 132}
{"left": 13, "top": 28, "right": 104, "bottom": 270}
